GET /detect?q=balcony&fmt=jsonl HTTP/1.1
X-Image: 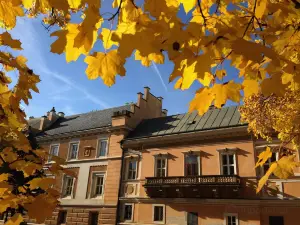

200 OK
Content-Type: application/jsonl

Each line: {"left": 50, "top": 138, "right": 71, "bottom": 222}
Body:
{"left": 144, "top": 175, "right": 241, "bottom": 198}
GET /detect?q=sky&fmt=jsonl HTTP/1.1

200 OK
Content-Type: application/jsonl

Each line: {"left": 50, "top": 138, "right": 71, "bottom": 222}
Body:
{"left": 8, "top": 2, "right": 239, "bottom": 118}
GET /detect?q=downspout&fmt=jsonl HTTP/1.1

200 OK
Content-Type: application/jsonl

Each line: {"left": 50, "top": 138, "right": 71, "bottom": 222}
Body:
{"left": 116, "top": 139, "right": 126, "bottom": 225}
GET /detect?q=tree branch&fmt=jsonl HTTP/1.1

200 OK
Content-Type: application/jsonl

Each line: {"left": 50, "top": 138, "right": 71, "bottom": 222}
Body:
{"left": 197, "top": 0, "right": 207, "bottom": 26}
{"left": 108, "top": 0, "right": 123, "bottom": 21}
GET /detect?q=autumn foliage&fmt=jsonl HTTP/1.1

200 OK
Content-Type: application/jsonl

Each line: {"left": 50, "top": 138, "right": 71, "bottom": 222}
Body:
{"left": 1, "top": 0, "right": 300, "bottom": 223}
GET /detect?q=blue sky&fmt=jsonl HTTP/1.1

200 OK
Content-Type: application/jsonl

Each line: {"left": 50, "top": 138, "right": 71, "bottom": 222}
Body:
{"left": 9, "top": 2, "right": 239, "bottom": 118}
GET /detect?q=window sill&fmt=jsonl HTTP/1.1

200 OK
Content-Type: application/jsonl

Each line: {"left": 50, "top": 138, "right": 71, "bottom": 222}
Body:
{"left": 61, "top": 196, "right": 73, "bottom": 199}
{"left": 90, "top": 195, "right": 104, "bottom": 199}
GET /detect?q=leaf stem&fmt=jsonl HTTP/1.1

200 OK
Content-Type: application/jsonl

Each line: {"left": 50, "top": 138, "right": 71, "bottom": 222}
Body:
{"left": 108, "top": 0, "right": 123, "bottom": 21}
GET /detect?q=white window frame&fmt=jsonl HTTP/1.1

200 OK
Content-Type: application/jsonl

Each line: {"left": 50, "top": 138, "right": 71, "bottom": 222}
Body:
{"left": 183, "top": 152, "right": 201, "bottom": 176}
{"left": 61, "top": 175, "right": 75, "bottom": 199}
{"left": 224, "top": 213, "right": 239, "bottom": 225}
{"left": 90, "top": 172, "right": 105, "bottom": 199}
{"left": 48, "top": 144, "right": 60, "bottom": 162}
{"left": 96, "top": 138, "right": 109, "bottom": 158}
{"left": 154, "top": 156, "right": 168, "bottom": 177}
{"left": 123, "top": 203, "right": 134, "bottom": 222}
{"left": 126, "top": 158, "right": 138, "bottom": 180}
{"left": 218, "top": 149, "right": 238, "bottom": 175}
{"left": 152, "top": 204, "right": 165, "bottom": 224}
{"left": 68, "top": 141, "right": 80, "bottom": 160}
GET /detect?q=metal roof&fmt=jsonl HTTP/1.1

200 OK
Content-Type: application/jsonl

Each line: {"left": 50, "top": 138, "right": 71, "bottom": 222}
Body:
{"left": 126, "top": 106, "right": 246, "bottom": 139}
{"left": 33, "top": 105, "right": 131, "bottom": 137}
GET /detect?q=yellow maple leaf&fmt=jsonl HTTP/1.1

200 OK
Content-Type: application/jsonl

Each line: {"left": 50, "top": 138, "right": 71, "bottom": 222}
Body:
{"left": 0, "top": 0, "right": 24, "bottom": 30}
{"left": 180, "top": 0, "right": 196, "bottom": 13}
{"left": 84, "top": 49, "right": 126, "bottom": 86}
{"left": 198, "top": 72, "right": 213, "bottom": 87}
{"left": 74, "top": 6, "right": 103, "bottom": 52}
{"left": 261, "top": 73, "right": 286, "bottom": 97}
{"left": 67, "top": 0, "right": 82, "bottom": 9}
{"left": 100, "top": 28, "right": 119, "bottom": 50}
{"left": 273, "top": 155, "right": 300, "bottom": 179}
{"left": 189, "top": 87, "right": 215, "bottom": 115}
{"left": 212, "top": 81, "right": 242, "bottom": 108}
{"left": 0, "top": 174, "right": 9, "bottom": 182}
{"left": 215, "top": 69, "right": 226, "bottom": 80}
{"left": 27, "top": 177, "right": 56, "bottom": 190}
{"left": 257, "top": 162, "right": 277, "bottom": 193}
{"left": 242, "top": 79, "right": 259, "bottom": 97}
{"left": 0, "top": 32, "right": 22, "bottom": 49}
{"left": 51, "top": 24, "right": 89, "bottom": 62}
{"left": 24, "top": 194, "right": 58, "bottom": 223}
{"left": 255, "top": 147, "right": 272, "bottom": 168}
{"left": 5, "top": 213, "right": 23, "bottom": 225}
{"left": 0, "top": 182, "right": 12, "bottom": 196}
{"left": 255, "top": 0, "right": 267, "bottom": 19}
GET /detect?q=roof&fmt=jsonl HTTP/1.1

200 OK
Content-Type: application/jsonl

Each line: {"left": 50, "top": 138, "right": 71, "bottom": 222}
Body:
{"left": 34, "top": 105, "right": 131, "bottom": 137}
{"left": 126, "top": 106, "right": 246, "bottom": 140}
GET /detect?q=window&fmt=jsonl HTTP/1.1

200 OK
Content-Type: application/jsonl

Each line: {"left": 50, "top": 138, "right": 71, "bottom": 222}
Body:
{"left": 48, "top": 144, "right": 59, "bottom": 162}
{"left": 221, "top": 154, "right": 236, "bottom": 175}
{"left": 97, "top": 139, "right": 108, "bottom": 157}
{"left": 127, "top": 160, "right": 137, "bottom": 180}
{"left": 69, "top": 142, "right": 79, "bottom": 160}
{"left": 269, "top": 216, "right": 284, "bottom": 225}
{"left": 155, "top": 157, "right": 167, "bottom": 177}
{"left": 225, "top": 214, "right": 238, "bottom": 225}
{"left": 187, "top": 212, "right": 198, "bottom": 225}
{"left": 91, "top": 173, "right": 104, "bottom": 198}
{"left": 89, "top": 212, "right": 99, "bottom": 225}
{"left": 124, "top": 203, "right": 134, "bottom": 221}
{"left": 62, "top": 175, "right": 74, "bottom": 198}
{"left": 153, "top": 205, "right": 164, "bottom": 223}
{"left": 185, "top": 154, "right": 199, "bottom": 176}
{"left": 57, "top": 211, "right": 67, "bottom": 225}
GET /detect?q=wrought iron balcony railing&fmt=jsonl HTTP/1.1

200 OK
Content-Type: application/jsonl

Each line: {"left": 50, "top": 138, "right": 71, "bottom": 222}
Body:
{"left": 144, "top": 175, "right": 241, "bottom": 186}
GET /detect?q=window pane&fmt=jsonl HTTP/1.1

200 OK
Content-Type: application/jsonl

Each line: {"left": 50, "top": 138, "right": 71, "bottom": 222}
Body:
{"left": 271, "top": 153, "right": 276, "bottom": 162}
{"left": 128, "top": 161, "right": 137, "bottom": 179}
{"left": 229, "top": 166, "right": 235, "bottom": 175}
{"left": 124, "top": 205, "right": 132, "bottom": 220}
{"left": 228, "top": 155, "right": 234, "bottom": 164}
{"left": 157, "top": 159, "right": 161, "bottom": 168}
{"left": 161, "top": 158, "right": 165, "bottom": 168}
{"left": 223, "top": 166, "right": 228, "bottom": 175}
{"left": 185, "top": 155, "right": 198, "bottom": 176}
{"left": 154, "top": 206, "right": 163, "bottom": 221}
{"left": 63, "top": 177, "right": 73, "bottom": 196}
{"left": 99, "top": 140, "right": 107, "bottom": 156}
{"left": 94, "top": 176, "right": 103, "bottom": 196}
{"left": 70, "top": 144, "right": 78, "bottom": 159}
{"left": 187, "top": 212, "right": 198, "bottom": 225}
{"left": 222, "top": 155, "right": 228, "bottom": 165}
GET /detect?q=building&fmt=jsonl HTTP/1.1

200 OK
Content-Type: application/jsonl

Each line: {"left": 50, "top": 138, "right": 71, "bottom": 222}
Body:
{"left": 119, "top": 106, "right": 300, "bottom": 225}
{"left": 28, "top": 87, "right": 166, "bottom": 225}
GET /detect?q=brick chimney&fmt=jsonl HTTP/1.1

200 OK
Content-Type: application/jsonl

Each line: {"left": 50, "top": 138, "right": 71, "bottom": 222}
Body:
{"left": 39, "top": 107, "right": 62, "bottom": 131}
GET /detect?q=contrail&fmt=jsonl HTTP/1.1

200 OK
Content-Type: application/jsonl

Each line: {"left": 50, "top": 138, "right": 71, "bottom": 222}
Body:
{"left": 151, "top": 62, "right": 168, "bottom": 93}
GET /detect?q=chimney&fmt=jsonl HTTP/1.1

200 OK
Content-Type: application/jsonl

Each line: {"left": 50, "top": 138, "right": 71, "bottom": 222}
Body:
{"left": 157, "top": 97, "right": 163, "bottom": 101}
{"left": 162, "top": 109, "right": 168, "bottom": 116}
{"left": 39, "top": 115, "right": 49, "bottom": 130}
{"left": 137, "top": 92, "right": 143, "bottom": 107}
{"left": 144, "top": 87, "right": 150, "bottom": 100}
{"left": 48, "top": 107, "right": 57, "bottom": 121}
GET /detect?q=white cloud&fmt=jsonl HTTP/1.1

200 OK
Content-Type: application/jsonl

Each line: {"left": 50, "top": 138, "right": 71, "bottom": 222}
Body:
{"left": 12, "top": 18, "right": 111, "bottom": 109}
{"left": 151, "top": 62, "right": 168, "bottom": 93}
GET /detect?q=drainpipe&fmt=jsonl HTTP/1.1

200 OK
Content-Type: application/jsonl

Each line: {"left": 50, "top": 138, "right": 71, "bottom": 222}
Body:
{"left": 116, "top": 140, "right": 125, "bottom": 225}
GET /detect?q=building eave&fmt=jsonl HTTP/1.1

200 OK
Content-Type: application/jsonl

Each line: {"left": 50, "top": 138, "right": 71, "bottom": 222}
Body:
{"left": 122, "top": 125, "right": 249, "bottom": 148}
